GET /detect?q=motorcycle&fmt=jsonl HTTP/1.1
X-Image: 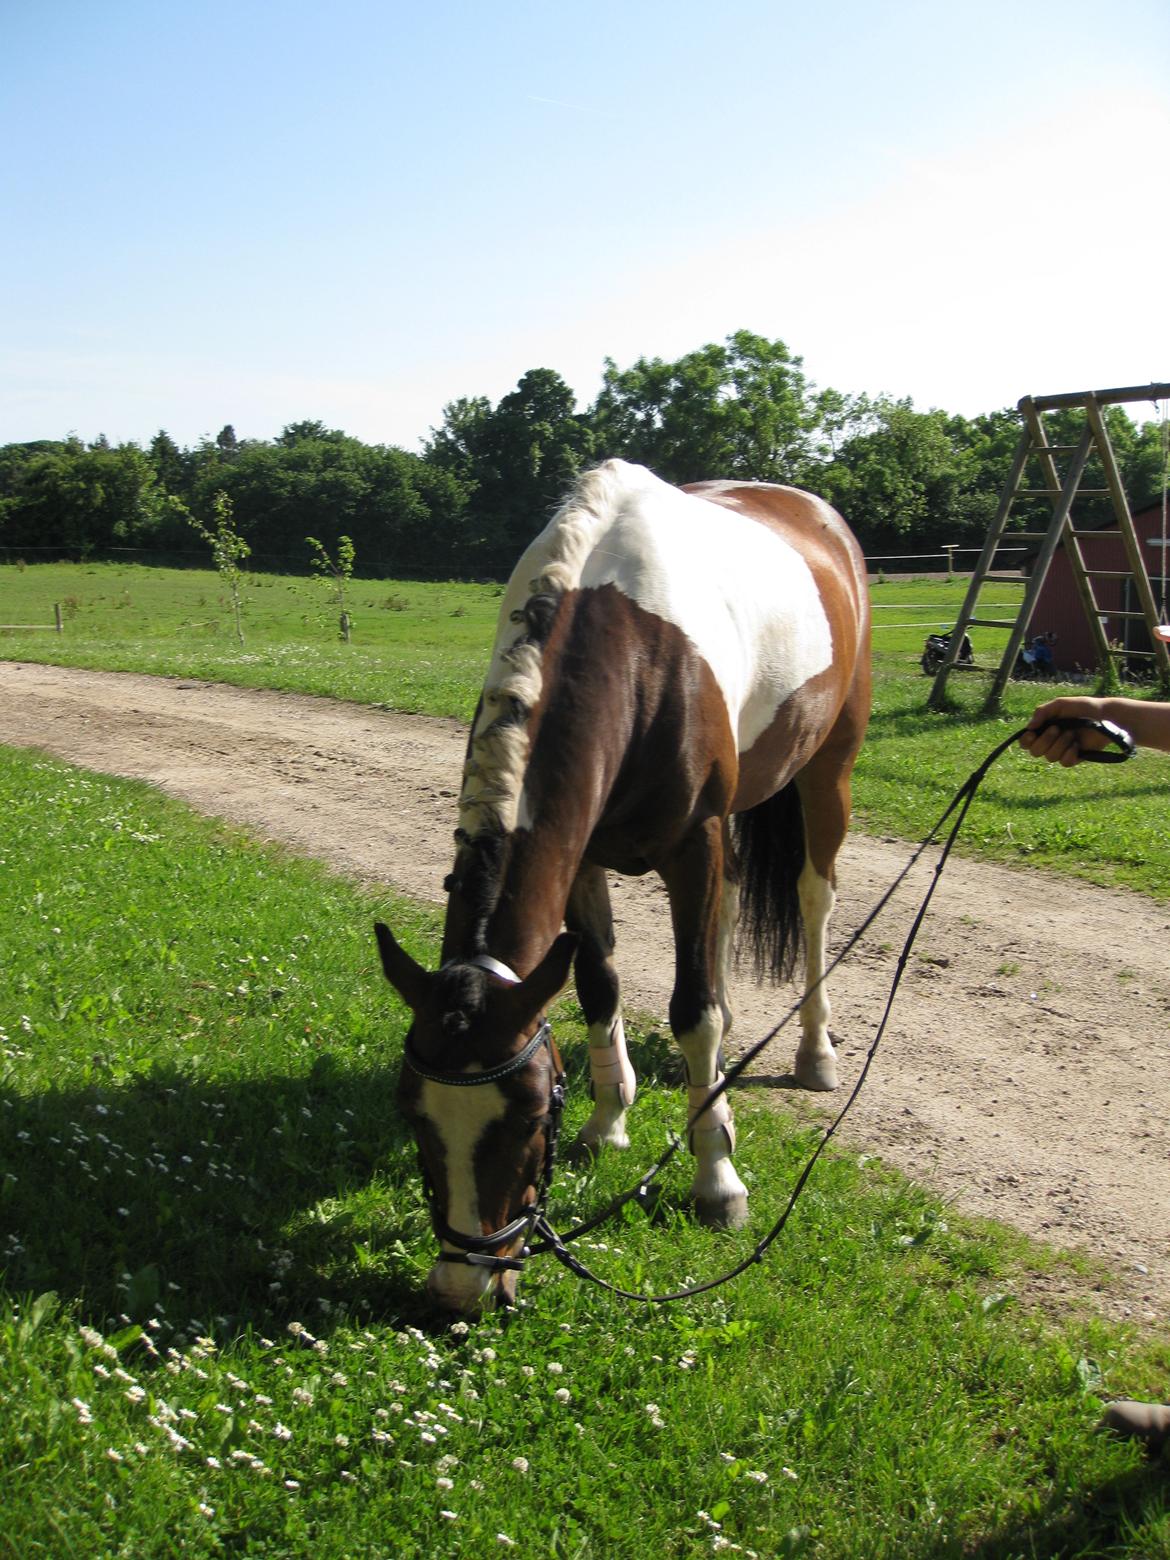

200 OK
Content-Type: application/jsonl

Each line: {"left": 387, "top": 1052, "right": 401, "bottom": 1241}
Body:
{"left": 921, "top": 629, "right": 974, "bottom": 676}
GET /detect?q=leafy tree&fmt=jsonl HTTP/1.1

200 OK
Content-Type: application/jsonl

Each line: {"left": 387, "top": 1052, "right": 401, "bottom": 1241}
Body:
{"left": 306, "top": 532, "right": 356, "bottom": 639}
{"left": 589, "top": 331, "right": 822, "bottom": 486}
{"left": 148, "top": 430, "right": 188, "bottom": 497}
{"left": 425, "top": 368, "right": 594, "bottom": 565}
{"left": 188, "top": 489, "right": 250, "bottom": 644}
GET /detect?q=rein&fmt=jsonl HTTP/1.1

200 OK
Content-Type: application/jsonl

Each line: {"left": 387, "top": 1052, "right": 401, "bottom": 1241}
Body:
{"left": 409, "top": 717, "right": 1133, "bottom": 1302}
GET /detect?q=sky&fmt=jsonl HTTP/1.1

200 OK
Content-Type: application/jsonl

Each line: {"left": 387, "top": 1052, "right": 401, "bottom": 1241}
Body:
{"left": 2, "top": 0, "right": 1169, "bottom": 453}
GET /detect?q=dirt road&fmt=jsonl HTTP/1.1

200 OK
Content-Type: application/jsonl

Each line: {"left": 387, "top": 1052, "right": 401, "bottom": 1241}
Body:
{"left": 1, "top": 660, "right": 1166, "bottom": 1323}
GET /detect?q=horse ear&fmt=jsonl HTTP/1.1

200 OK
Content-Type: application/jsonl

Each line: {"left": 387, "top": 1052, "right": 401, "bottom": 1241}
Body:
{"left": 507, "top": 932, "right": 578, "bottom": 1026}
{"left": 373, "top": 923, "right": 430, "bottom": 1012}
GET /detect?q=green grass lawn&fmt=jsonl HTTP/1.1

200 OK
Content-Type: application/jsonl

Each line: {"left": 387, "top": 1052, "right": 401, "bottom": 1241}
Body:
{"left": 3, "top": 559, "right": 1170, "bottom": 898}
{"left": 2, "top": 748, "right": 1167, "bottom": 1558}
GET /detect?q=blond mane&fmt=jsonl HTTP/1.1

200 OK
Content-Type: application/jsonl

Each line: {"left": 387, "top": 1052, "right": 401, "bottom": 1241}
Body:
{"left": 456, "top": 460, "right": 649, "bottom": 842}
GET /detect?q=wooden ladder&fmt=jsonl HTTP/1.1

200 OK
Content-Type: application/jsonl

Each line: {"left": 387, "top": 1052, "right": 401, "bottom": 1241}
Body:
{"left": 927, "top": 382, "right": 1170, "bottom": 712}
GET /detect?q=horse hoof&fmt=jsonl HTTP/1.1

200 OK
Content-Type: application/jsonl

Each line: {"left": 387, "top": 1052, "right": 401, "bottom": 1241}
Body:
{"left": 567, "top": 1129, "right": 628, "bottom": 1165}
{"left": 693, "top": 1193, "right": 749, "bottom": 1230}
{"left": 794, "top": 1051, "right": 838, "bottom": 1091}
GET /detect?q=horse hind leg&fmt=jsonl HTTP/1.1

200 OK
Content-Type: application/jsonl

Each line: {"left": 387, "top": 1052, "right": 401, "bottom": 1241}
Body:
{"left": 792, "top": 756, "right": 858, "bottom": 1092}
{"left": 662, "top": 817, "right": 749, "bottom": 1229}
{"left": 565, "top": 863, "right": 637, "bottom": 1154}
{"left": 793, "top": 857, "right": 838, "bottom": 1090}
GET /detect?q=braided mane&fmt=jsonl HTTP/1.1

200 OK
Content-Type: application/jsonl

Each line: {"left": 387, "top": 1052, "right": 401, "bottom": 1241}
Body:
{"left": 450, "top": 461, "right": 638, "bottom": 945}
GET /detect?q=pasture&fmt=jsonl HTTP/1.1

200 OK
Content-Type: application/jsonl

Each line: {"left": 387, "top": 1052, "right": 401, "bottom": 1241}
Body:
{"left": 2, "top": 559, "right": 1170, "bottom": 896}
{"left": 2, "top": 747, "right": 1168, "bottom": 1557}
{"left": 2, "top": 559, "right": 1170, "bottom": 1554}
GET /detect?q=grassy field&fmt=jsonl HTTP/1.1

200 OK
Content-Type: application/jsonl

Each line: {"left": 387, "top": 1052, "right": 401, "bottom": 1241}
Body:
{"left": 2, "top": 746, "right": 1168, "bottom": 1557}
{"left": 3, "top": 559, "right": 1170, "bottom": 898}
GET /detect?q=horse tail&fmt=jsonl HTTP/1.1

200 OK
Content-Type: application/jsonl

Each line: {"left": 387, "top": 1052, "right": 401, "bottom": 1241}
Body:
{"left": 731, "top": 782, "right": 805, "bottom": 984}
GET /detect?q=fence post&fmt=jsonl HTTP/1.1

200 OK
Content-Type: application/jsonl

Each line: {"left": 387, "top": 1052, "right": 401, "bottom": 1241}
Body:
{"left": 339, "top": 611, "right": 351, "bottom": 643}
{"left": 943, "top": 544, "right": 957, "bottom": 581}
{"left": 54, "top": 602, "right": 63, "bottom": 633}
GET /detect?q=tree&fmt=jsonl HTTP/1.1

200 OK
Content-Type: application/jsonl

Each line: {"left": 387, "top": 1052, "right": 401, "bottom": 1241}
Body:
{"left": 424, "top": 368, "right": 594, "bottom": 566}
{"left": 306, "top": 532, "right": 356, "bottom": 639}
{"left": 189, "top": 490, "right": 250, "bottom": 645}
{"left": 589, "top": 331, "right": 821, "bottom": 485}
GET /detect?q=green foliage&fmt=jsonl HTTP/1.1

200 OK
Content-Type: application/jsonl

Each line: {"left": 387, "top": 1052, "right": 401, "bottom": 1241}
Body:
{"left": 1, "top": 747, "right": 1167, "bottom": 1556}
{"left": 306, "top": 534, "right": 356, "bottom": 639}
{"left": 187, "top": 491, "right": 250, "bottom": 646}
{"left": 2, "top": 341, "right": 1165, "bottom": 578}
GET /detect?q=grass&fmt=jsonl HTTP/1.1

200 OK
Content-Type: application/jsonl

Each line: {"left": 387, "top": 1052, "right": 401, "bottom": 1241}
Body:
{"left": 4, "top": 559, "right": 1170, "bottom": 898}
{"left": 2, "top": 747, "right": 1168, "bottom": 1557}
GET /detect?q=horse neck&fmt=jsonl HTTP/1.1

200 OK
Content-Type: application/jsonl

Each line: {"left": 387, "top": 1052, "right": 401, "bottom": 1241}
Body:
{"left": 443, "top": 734, "right": 615, "bottom": 976}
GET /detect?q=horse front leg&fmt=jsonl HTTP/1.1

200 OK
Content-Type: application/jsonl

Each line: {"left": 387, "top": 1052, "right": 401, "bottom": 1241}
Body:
{"left": 662, "top": 817, "right": 749, "bottom": 1229}
{"left": 566, "top": 863, "right": 637, "bottom": 1153}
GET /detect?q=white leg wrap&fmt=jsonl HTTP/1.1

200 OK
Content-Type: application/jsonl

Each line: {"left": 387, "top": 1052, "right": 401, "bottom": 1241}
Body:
{"left": 687, "top": 1073, "right": 736, "bottom": 1155}
{"left": 589, "top": 1039, "right": 636, "bottom": 1108}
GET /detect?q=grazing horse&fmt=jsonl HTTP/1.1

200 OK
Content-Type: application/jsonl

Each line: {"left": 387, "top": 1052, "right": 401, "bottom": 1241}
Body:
{"left": 376, "top": 459, "right": 871, "bottom": 1311}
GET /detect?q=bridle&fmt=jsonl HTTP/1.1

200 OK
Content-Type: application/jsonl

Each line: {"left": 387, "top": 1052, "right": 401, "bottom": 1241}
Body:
{"left": 405, "top": 716, "right": 1134, "bottom": 1302}
{"left": 403, "top": 954, "right": 566, "bottom": 1275}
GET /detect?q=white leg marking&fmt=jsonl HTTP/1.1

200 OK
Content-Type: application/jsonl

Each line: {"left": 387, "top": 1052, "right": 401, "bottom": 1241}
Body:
{"left": 794, "top": 860, "right": 838, "bottom": 1091}
{"left": 579, "top": 1015, "right": 637, "bottom": 1151}
{"left": 420, "top": 1079, "right": 507, "bottom": 1312}
{"left": 677, "top": 1007, "right": 748, "bottom": 1225}
{"left": 715, "top": 875, "right": 739, "bottom": 1042}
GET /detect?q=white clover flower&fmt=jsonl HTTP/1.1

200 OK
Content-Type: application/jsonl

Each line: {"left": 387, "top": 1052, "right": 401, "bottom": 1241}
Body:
{"left": 106, "top": 1448, "right": 124, "bottom": 1463}
{"left": 272, "top": 1423, "right": 293, "bottom": 1442}
{"left": 198, "top": 1503, "right": 215, "bottom": 1518}
{"left": 436, "top": 1476, "right": 454, "bottom": 1492}
{"left": 546, "top": 1361, "right": 564, "bottom": 1375}
{"left": 439, "top": 1510, "right": 458, "bottom": 1522}
{"left": 511, "top": 1456, "right": 530, "bottom": 1474}
{"left": 497, "top": 1536, "right": 516, "bottom": 1548}
{"left": 554, "top": 1387, "right": 571, "bottom": 1404}
{"left": 744, "top": 1469, "right": 768, "bottom": 1483}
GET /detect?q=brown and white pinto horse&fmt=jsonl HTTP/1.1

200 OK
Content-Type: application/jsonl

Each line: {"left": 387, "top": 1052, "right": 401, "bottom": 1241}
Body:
{"left": 376, "top": 459, "right": 871, "bottom": 1311}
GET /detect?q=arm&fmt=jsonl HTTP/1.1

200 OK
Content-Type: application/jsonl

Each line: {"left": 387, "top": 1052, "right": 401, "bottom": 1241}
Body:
{"left": 1020, "top": 695, "right": 1170, "bottom": 765}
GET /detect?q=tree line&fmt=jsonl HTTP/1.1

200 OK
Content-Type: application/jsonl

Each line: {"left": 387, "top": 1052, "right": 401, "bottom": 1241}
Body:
{"left": 1, "top": 330, "right": 1164, "bottom": 578}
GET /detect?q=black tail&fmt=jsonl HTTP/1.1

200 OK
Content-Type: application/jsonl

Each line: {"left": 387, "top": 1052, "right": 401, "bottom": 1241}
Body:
{"left": 731, "top": 782, "right": 806, "bottom": 984}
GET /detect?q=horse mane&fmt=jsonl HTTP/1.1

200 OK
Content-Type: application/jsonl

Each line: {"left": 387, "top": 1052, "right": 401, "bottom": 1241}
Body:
{"left": 452, "top": 460, "right": 649, "bottom": 947}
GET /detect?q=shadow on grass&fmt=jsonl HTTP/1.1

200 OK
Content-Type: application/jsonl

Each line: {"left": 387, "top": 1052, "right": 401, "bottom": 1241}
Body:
{"left": 0, "top": 1055, "right": 442, "bottom": 1336}
{"left": 954, "top": 1454, "right": 1170, "bottom": 1560}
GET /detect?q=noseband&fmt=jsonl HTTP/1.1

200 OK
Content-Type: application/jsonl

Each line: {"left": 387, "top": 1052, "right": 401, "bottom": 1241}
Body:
{"left": 404, "top": 955, "right": 565, "bottom": 1275}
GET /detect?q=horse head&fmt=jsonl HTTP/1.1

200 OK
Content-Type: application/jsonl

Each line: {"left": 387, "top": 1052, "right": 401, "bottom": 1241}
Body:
{"left": 374, "top": 923, "right": 577, "bottom": 1312}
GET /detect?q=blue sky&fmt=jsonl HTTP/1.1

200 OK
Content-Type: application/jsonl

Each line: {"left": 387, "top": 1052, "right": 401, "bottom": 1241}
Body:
{"left": 3, "top": 0, "right": 1169, "bottom": 451}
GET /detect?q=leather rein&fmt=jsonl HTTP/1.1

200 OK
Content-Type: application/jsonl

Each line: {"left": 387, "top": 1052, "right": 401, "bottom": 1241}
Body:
{"left": 404, "top": 717, "right": 1134, "bottom": 1303}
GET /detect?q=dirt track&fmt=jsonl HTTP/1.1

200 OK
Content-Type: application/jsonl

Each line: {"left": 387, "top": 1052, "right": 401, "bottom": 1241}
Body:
{"left": 1, "top": 660, "right": 1167, "bottom": 1325}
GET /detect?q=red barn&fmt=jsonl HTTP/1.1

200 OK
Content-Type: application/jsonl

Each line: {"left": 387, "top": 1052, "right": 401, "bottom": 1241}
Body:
{"left": 1023, "top": 501, "right": 1170, "bottom": 674}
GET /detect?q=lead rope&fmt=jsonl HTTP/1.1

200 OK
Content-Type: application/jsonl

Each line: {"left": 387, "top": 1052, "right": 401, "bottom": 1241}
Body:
{"left": 526, "top": 716, "right": 1134, "bottom": 1303}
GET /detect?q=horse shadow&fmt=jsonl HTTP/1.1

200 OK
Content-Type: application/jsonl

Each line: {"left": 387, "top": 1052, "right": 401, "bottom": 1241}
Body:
{"left": 938, "top": 1453, "right": 1169, "bottom": 1559}
{"left": 0, "top": 1054, "right": 443, "bottom": 1337}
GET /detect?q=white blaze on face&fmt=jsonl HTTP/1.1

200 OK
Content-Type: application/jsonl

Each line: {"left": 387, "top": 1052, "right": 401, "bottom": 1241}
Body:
{"left": 420, "top": 1077, "right": 509, "bottom": 1309}
{"left": 421, "top": 1077, "right": 509, "bottom": 1238}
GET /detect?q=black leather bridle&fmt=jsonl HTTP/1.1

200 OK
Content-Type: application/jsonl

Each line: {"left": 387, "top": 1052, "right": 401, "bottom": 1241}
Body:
{"left": 403, "top": 955, "right": 566, "bottom": 1275}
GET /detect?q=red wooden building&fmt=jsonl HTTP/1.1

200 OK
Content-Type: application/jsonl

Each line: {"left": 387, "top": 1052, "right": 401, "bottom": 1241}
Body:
{"left": 1023, "top": 501, "right": 1170, "bottom": 674}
